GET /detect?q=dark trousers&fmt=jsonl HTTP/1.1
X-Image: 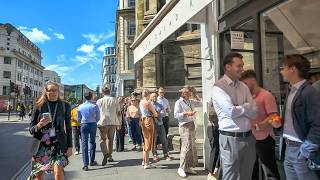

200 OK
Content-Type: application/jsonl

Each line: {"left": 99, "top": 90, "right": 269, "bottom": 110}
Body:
{"left": 253, "top": 135, "right": 280, "bottom": 180}
{"left": 207, "top": 125, "right": 220, "bottom": 172}
{"left": 116, "top": 122, "right": 125, "bottom": 152}
{"left": 162, "top": 116, "right": 169, "bottom": 136}
{"left": 72, "top": 126, "right": 81, "bottom": 151}
{"left": 81, "top": 123, "right": 97, "bottom": 166}
{"left": 129, "top": 118, "right": 142, "bottom": 145}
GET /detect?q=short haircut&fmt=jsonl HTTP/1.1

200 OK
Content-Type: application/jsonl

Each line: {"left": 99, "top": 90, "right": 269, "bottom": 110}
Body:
{"left": 102, "top": 86, "right": 110, "bottom": 95}
{"left": 282, "top": 54, "right": 310, "bottom": 79}
{"left": 240, "top": 69, "right": 257, "bottom": 81}
{"left": 223, "top": 52, "right": 243, "bottom": 69}
{"left": 84, "top": 92, "right": 92, "bottom": 100}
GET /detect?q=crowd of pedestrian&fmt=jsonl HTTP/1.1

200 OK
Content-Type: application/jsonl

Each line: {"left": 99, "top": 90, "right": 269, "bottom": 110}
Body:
{"left": 27, "top": 53, "right": 320, "bottom": 180}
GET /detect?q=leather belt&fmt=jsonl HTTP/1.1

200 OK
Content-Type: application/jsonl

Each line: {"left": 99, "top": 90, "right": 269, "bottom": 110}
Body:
{"left": 285, "top": 138, "right": 302, "bottom": 147}
{"left": 219, "top": 130, "right": 252, "bottom": 138}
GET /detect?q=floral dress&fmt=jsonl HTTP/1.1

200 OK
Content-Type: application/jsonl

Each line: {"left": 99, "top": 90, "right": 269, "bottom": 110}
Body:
{"left": 29, "top": 120, "right": 68, "bottom": 179}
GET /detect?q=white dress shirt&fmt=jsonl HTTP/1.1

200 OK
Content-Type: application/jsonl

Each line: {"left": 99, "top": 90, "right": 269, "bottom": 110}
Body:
{"left": 174, "top": 97, "right": 202, "bottom": 127}
{"left": 283, "top": 80, "right": 306, "bottom": 142}
{"left": 157, "top": 96, "right": 171, "bottom": 116}
{"left": 212, "top": 75, "right": 257, "bottom": 132}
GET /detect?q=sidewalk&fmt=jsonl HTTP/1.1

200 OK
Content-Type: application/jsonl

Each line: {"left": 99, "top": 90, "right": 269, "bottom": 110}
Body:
{"left": 46, "top": 137, "right": 208, "bottom": 180}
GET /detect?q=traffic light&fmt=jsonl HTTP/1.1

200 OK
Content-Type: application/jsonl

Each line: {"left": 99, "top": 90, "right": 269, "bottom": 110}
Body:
{"left": 10, "top": 80, "right": 15, "bottom": 92}
{"left": 14, "top": 85, "right": 19, "bottom": 95}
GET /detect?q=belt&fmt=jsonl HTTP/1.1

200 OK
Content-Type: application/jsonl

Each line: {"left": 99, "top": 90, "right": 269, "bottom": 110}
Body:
{"left": 285, "top": 138, "right": 302, "bottom": 147}
{"left": 219, "top": 130, "right": 252, "bottom": 138}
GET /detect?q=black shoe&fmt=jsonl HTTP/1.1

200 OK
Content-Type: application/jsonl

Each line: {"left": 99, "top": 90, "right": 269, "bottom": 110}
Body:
{"left": 89, "top": 161, "right": 98, "bottom": 166}
{"left": 102, "top": 155, "right": 108, "bottom": 166}
{"left": 108, "top": 157, "right": 114, "bottom": 162}
{"left": 82, "top": 166, "right": 88, "bottom": 171}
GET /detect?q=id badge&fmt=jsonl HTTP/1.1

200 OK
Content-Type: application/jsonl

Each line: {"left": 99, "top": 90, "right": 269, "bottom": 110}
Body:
{"left": 49, "top": 127, "right": 56, "bottom": 137}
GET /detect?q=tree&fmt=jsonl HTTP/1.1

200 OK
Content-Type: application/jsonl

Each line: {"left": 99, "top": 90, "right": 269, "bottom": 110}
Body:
{"left": 64, "top": 92, "right": 77, "bottom": 105}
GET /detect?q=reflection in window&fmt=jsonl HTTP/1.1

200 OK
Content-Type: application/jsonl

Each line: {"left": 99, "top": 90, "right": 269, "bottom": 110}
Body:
{"left": 219, "top": 0, "right": 247, "bottom": 15}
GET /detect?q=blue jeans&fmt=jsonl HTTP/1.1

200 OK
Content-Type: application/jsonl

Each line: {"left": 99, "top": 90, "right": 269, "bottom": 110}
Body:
{"left": 284, "top": 144, "right": 318, "bottom": 180}
{"left": 81, "top": 123, "right": 97, "bottom": 166}
{"left": 129, "top": 118, "right": 142, "bottom": 145}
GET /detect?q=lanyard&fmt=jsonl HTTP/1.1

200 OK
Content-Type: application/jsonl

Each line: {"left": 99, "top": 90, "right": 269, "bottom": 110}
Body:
{"left": 47, "top": 102, "right": 58, "bottom": 127}
{"left": 183, "top": 100, "right": 193, "bottom": 111}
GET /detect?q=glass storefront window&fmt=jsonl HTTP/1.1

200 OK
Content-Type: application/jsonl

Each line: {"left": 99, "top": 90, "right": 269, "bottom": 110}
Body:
{"left": 261, "top": 0, "right": 320, "bottom": 111}
{"left": 219, "top": 0, "right": 247, "bottom": 15}
{"left": 221, "top": 18, "right": 255, "bottom": 71}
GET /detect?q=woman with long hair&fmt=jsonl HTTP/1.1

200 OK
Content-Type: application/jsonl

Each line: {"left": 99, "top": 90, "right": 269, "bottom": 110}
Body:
{"left": 139, "top": 89, "right": 158, "bottom": 169}
{"left": 127, "top": 96, "right": 143, "bottom": 151}
{"left": 29, "top": 81, "right": 72, "bottom": 180}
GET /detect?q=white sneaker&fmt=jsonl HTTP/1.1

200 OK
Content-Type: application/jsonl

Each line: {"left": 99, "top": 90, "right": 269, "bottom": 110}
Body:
{"left": 74, "top": 151, "right": 79, "bottom": 155}
{"left": 186, "top": 168, "right": 197, "bottom": 175}
{"left": 142, "top": 161, "right": 144, "bottom": 166}
{"left": 177, "top": 168, "right": 187, "bottom": 178}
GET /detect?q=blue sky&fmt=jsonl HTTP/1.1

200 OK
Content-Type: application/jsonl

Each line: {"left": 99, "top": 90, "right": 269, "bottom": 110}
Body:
{"left": 0, "top": 0, "right": 117, "bottom": 89}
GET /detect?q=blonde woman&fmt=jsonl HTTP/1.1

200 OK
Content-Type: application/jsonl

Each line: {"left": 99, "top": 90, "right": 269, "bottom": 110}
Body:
{"left": 29, "top": 81, "right": 72, "bottom": 180}
{"left": 139, "top": 89, "right": 158, "bottom": 169}
{"left": 174, "top": 86, "right": 202, "bottom": 178}
{"left": 127, "top": 96, "right": 143, "bottom": 151}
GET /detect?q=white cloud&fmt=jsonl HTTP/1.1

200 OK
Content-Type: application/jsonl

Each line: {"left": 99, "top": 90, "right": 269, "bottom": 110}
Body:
{"left": 77, "top": 44, "right": 94, "bottom": 54}
{"left": 56, "top": 54, "right": 66, "bottom": 62}
{"left": 83, "top": 32, "right": 114, "bottom": 44}
{"left": 97, "top": 43, "right": 113, "bottom": 53}
{"left": 45, "top": 64, "right": 76, "bottom": 76}
{"left": 18, "top": 27, "right": 51, "bottom": 43}
{"left": 54, "top": 33, "right": 65, "bottom": 40}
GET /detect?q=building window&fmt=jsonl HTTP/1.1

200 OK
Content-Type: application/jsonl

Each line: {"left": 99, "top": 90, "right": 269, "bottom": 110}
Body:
{"left": 2, "top": 86, "right": 10, "bottom": 95}
{"left": 145, "top": 0, "right": 150, "bottom": 11}
{"left": 17, "top": 60, "right": 23, "bottom": 68}
{"left": 128, "top": 49, "right": 134, "bottom": 70}
{"left": 3, "top": 71, "right": 11, "bottom": 79}
{"left": 4, "top": 57, "right": 11, "bottom": 64}
{"left": 17, "top": 72, "right": 22, "bottom": 81}
{"left": 128, "top": 20, "right": 136, "bottom": 36}
{"left": 219, "top": 0, "right": 247, "bottom": 15}
{"left": 128, "top": 0, "right": 135, "bottom": 7}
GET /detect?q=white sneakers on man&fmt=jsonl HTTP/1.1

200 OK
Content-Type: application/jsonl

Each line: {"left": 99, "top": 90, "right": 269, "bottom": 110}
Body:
{"left": 177, "top": 168, "right": 187, "bottom": 178}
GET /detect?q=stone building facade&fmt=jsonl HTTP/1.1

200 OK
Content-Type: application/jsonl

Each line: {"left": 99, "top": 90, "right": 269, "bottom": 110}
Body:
{"left": 102, "top": 47, "right": 117, "bottom": 96}
{"left": 0, "top": 23, "right": 44, "bottom": 109}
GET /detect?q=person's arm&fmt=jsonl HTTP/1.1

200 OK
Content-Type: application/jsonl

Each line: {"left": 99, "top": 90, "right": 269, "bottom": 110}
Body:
{"left": 77, "top": 108, "right": 82, "bottom": 123}
{"left": 166, "top": 99, "right": 171, "bottom": 113}
{"left": 29, "top": 108, "right": 40, "bottom": 135}
{"left": 147, "top": 102, "right": 158, "bottom": 117}
{"left": 244, "top": 86, "right": 257, "bottom": 119}
{"left": 256, "top": 93, "right": 278, "bottom": 130}
{"left": 305, "top": 88, "right": 320, "bottom": 145}
{"left": 212, "top": 86, "right": 252, "bottom": 119}
{"left": 64, "top": 102, "right": 72, "bottom": 148}
{"left": 95, "top": 105, "right": 100, "bottom": 123}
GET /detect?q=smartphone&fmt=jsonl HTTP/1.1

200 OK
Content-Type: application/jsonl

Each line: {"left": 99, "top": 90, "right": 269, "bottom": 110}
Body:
{"left": 42, "top": 112, "right": 52, "bottom": 122}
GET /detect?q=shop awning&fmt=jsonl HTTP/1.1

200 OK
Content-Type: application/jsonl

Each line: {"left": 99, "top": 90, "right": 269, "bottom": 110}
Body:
{"left": 130, "top": 0, "right": 213, "bottom": 64}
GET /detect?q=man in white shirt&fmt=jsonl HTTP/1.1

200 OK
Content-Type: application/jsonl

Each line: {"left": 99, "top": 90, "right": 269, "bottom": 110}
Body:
{"left": 96, "top": 86, "right": 121, "bottom": 166}
{"left": 157, "top": 87, "right": 171, "bottom": 137}
{"left": 212, "top": 52, "right": 257, "bottom": 180}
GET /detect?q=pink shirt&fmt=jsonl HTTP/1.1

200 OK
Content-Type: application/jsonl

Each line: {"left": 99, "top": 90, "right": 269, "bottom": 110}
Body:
{"left": 251, "top": 89, "right": 277, "bottom": 140}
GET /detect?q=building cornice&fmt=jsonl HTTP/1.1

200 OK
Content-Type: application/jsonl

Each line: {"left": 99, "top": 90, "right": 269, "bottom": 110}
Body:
{"left": 130, "top": 0, "right": 179, "bottom": 49}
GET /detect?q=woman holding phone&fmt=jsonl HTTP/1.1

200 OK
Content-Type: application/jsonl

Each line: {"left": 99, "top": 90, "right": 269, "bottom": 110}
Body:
{"left": 29, "top": 81, "right": 72, "bottom": 180}
{"left": 174, "top": 86, "right": 202, "bottom": 178}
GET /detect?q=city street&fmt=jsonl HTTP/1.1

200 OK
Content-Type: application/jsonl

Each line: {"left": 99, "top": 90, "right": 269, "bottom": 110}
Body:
{"left": 45, "top": 139, "right": 208, "bottom": 180}
{"left": 0, "top": 116, "right": 32, "bottom": 180}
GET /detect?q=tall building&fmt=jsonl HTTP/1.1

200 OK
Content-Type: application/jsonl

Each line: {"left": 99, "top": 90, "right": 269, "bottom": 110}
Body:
{"left": 102, "top": 47, "right": 117, "bottom": 96}
{"left": 115, "top": 0, "right": 136, "bottom": 97}
{"left": 0, "top": 23, "right": 44, "bottom": 109}
{"left": 43, "top": 70, "right": 64, "bottom": 99}
{"left": 134, "top": 0, "right": 202, "bottom": 126}
{"left": 64, "top": 84, "right": 95, "bottom": 103}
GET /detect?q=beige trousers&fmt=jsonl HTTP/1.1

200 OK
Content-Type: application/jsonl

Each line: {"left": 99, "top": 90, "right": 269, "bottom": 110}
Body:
{"left": 97, "top": 125, "right": 116, "bottom": 156}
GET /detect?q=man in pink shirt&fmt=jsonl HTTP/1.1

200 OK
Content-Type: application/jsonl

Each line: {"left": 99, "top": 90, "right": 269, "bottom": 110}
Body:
{"left": 240, "top": 70, "right": 280, "bottom": 180}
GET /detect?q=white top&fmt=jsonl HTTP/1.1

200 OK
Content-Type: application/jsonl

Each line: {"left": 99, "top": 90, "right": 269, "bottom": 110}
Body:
{"left": 157, "top": 96, "right": 171, "bottom": 116}
{"left": 96, "top": 95, "right": 121, "bottom": 126}
{"left": 283, "top": 80, "right": 306, "bottom": 142}
{"left": 174, "top": 97, "right": 202, "bottom": 127}
{"left": 212, "top": 75, "right": 257, "bottom": 132}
